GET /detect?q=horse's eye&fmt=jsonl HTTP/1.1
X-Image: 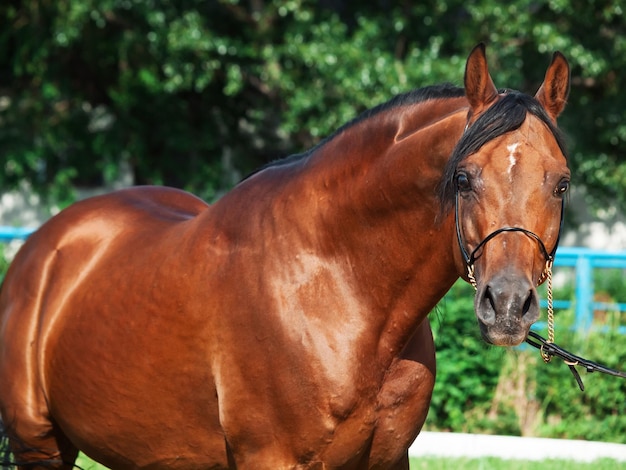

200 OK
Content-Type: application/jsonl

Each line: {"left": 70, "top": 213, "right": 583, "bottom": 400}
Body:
{"left": 456, "top": 173, "right": 471, "bottom": 192}
{"left": 555, "top": 179, "right": 570, "bottom": 197}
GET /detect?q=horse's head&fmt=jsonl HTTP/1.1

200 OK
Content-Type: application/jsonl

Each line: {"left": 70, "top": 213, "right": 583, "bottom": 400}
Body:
{"left": 442, "top": 44, "right": 571, "bottom": 346}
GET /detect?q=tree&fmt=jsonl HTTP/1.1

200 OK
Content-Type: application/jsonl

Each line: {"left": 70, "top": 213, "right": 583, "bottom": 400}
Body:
{"left": 1, "top": 0, "right": 625, "bottom": 211}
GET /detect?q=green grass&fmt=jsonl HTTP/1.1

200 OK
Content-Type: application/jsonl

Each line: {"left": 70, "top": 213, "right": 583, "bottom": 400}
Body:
{"left": 76, "top": 453, "right": 109, "bottom": 470}
{"left": 409, "top": 457, "right": 626, "bottom": 470}
{"left": 77, "top": 452, "right": 625, "bottom": 469}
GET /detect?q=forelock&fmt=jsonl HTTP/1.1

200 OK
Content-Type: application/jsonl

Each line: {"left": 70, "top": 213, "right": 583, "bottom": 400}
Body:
{"left": 437, "top": 91, "right": 568, "bottom": 215}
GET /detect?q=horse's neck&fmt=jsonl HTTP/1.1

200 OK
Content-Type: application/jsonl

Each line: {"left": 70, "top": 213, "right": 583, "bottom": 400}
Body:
{"left": 301, "top": 102, "right": 468, "bottom": 354}
{"left": 217, "top": 99, "right": 468, "bottom": 360}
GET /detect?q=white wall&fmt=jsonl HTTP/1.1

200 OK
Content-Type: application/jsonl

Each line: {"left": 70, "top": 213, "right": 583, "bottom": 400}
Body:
{"left": 560, "top": 189, "right": 626, "bottom": 251}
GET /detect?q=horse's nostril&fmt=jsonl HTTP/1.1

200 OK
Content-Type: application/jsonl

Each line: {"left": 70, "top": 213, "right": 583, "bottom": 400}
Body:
{"left": 523, "top": 290, "right": 534, "bottom": 316}
{"left": 485, "top": 286, "right": 496, "bottom": 311}
{"left": 476, "top": 277, "right": 540, "bottom": 328}
{"left": 476, "top": 285, "right": 497, "bottom": 326}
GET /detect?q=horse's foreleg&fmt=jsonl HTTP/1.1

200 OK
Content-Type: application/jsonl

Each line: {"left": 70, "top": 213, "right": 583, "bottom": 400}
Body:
{"left": 1, "top": 417, "right": 78, "bottom": 470}
{"left": 368, "top": 319, "right": 436, "bottom": 469}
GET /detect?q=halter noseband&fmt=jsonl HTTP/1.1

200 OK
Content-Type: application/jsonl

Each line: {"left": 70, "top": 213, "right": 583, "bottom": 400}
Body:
{"left": 455, "top": 191, "right": 564, "bottom": 288}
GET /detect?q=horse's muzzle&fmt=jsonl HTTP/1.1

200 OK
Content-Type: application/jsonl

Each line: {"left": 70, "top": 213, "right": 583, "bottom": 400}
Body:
{"left": 474, "top": 274, "right": 540, "bottom": 346}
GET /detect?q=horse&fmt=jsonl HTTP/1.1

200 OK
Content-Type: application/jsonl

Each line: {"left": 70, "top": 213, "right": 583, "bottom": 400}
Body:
{"left": 0, "top": 44, "right": 570, "bottom": 469}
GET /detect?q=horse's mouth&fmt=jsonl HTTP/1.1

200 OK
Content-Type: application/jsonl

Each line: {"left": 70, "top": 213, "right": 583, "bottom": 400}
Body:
{"left": 477, "top": 320, "right": 530, "bottom": 347}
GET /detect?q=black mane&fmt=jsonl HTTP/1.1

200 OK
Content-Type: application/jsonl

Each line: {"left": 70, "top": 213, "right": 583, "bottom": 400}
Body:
{"left": 437, "top": 90, "right": 568, "bottom": 214}
{"left": 242, "top": 84, "right": 465, "bottom": 181}
{"left": 242, "top": 87, "right": 567, "bottom": 205}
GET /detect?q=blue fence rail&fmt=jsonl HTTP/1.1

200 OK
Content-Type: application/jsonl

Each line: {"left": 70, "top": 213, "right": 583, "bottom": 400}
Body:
{"left": 0, "top": 226, "right": 35, "bottom": 242}
{"left": 1, "top": 226, "right": 625, "bottom": 334}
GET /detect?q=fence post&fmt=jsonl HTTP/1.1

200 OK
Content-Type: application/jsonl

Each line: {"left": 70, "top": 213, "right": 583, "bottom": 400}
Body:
{"left": 574, "top": 254, "right": 593, "bottom": 333}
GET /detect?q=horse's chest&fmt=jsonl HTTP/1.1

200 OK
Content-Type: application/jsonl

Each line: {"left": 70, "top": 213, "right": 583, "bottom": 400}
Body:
{"left": 217, "top": 356, "right": 431, "bottom": 468}
{"left": 213, "top": 254, "right": 434, "bottom": 467}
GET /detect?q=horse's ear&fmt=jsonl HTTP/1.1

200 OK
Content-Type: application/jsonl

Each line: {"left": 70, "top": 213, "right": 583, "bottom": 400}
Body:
{"left": 464, "top": 43, "right": 499, "bottom": 114}
{"left": 535, "top": 52, "right": 570, "bottom": 122}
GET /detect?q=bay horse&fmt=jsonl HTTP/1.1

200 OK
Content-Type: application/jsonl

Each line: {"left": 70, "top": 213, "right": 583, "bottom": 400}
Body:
{"left": 0, "top": 44, "right": 570, "bottom": 469}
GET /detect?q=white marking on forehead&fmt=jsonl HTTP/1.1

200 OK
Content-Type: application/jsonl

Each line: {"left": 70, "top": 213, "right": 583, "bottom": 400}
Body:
{"left": 506, "top": 142, "right": 520, "bottom": 180}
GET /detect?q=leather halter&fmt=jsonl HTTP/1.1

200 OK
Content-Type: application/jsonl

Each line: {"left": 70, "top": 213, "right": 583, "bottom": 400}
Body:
{"left": 455, "top": 191, "right": 565, "bottom": 287}
{"left": 455, "top": 190, "right": 565, "bottom": 363}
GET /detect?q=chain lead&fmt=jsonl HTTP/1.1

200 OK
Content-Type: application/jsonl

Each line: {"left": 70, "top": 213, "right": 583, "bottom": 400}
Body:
{"left": 540, "top": 259, "right": 555, "bottom": 363}
{"left": 467, "top": 264, "right": 477, "bottom": 291}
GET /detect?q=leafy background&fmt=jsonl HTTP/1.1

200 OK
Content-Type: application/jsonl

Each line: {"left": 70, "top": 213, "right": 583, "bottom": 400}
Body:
{"left": 1, "top": 0, "right": 626, "bottom": 211}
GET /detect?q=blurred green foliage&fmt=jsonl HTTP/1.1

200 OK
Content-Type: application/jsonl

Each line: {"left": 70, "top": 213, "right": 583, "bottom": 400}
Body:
{"left": 1, "top": 0, "right": 626, "bottom": 209}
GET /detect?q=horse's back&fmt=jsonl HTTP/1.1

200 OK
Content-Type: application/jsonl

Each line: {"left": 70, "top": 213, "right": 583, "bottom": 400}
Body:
{"left": 5, "top": 185, "right": 208, "bottom": 256}
{"left": 50, "top": 184, "right": 209, "bottom": 227}
{"left": 0, "top": 186, "right": 230, "bottom": 468}
{"left": 0, "top": 185, "right": 210, "bottom": 320}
